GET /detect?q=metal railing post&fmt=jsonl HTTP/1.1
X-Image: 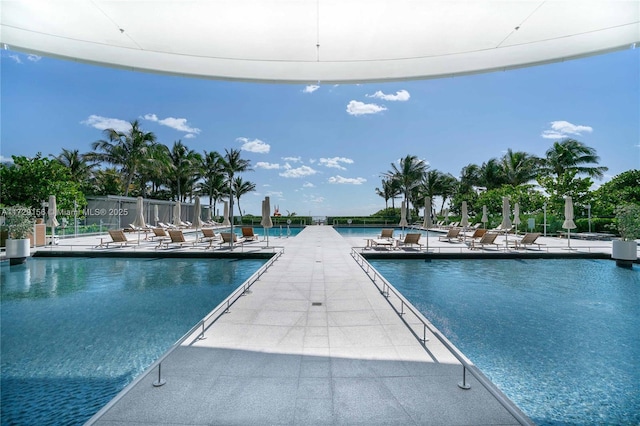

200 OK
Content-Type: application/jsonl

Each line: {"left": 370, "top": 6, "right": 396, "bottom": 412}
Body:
{"left": 153, "top": 363, "right": 166, "bottom": 387}
{"left": 458, "top": 366, "right": 471, "bottom": 390}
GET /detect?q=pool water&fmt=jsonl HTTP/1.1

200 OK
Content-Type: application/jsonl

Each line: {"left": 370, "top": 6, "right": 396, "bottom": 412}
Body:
{"left": 370, "top": 259, "right": 640, "bottom": 426}
{"left": 232, "top": 225, "right": 303, "bottom": 238}
{"left": 0, "top": 257, "right": 266, "bottom": 426}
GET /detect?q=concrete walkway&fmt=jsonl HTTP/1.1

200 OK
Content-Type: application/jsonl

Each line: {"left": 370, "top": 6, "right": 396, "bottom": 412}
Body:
{"left": 89, "top": 226, "right": 530, "bottom": 425}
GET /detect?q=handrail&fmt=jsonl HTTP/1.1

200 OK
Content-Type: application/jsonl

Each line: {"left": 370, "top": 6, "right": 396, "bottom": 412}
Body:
{"left": 350, "top": 248, "right": 533, "bottom": 426}
{"left": 356, "top": 245, "right": 614, "bottom": 255}
{"left": 85, "top": 248, "right": 284, "bottom": 425}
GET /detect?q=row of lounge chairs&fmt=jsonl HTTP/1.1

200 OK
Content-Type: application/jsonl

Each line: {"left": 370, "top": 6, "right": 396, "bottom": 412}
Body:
{"left": 368, "top": 229, "right": 424, "bottom": 250}
{"left": 99, "top": 226, "right": 261, "bottom": 250}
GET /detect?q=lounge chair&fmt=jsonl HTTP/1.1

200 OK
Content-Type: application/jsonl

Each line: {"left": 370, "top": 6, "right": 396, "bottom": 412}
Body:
{"left": 199, "top": 228, "right": 219, "bottom": 242}
{"left": 509, "top": 232, "right": 545, "bottom": 250}
{"left": 101, "top": 229, "right": 135, "bottom": 248}
{"left": 241, "top": 227, "right": 259, "bottom": 241}
{"left": 438, "top": 227, "right": 462, "bottom": 242}
{"left": 219, "top": 232, "right": 247, "bottom": 247}
{"left": 468, "top": 228, "right": 487, "bottom": 240}
{"left": 379, "top": 228, "right": 394, "bottom": 239}
{"left": 397, "top": 233, "right": 423, "bottom": 249}
{"left": 468, "top": 232, "right": 500, "bottom": 250}
{"left": 150, "top": 227, "right": 169, "bottom": 240}
{"left": 368, "top": 238, "right": 396, "bottom": 249}
{"left": 157, "top": 229, "right": 198, "bottom": 249}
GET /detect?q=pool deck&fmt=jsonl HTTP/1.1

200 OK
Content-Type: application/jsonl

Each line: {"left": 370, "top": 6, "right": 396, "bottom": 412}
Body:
{"left": 4, "top": 226, "right": 635, "bottom": 425}
{"left": 76, "top": 225, "right": 538, "bottom": 425}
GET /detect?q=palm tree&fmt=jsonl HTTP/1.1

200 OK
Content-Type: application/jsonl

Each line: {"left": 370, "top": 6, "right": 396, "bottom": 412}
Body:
{"left": 167, "top": 141, "right": 202, "bottom": 202}
{"left": 500, "top": 149, "right": 541, "bottom": 186}
{"left": 458, "top": 164, "right": 481, "bottom": 194}
{"left": 375, "top": 178, "right": 400, "bottom": 210}
{"left": 539, "top": 139, "right": 608, "bottom": 180}
{"left": 198, "top": 151, "right": 226, "bottom": 213}
{"left": 219, "top": 148, "right": 252, "bottom": 235}
{"left": 88, "top": 120, "right": 157, "bottom": 197}
{"left": 438, "top": 173, "right": 459, "bottom": 214}
{"left": 478, "top": 158, "right": 506, "bottom": 190}
{"left": 233, "top": 176, "right": 256, "bottom": 221}
{"left": 418, "top": 169, "right": 447, "bottom": 218}
{"left": 140, "top": 143, "right": 172, "bottom": 197}
{"left": 384, "top": 154, "right": 428, "bottom": 218}
{"left": 538, "top": 139, "right": 608, "bottom": 214}
{"left": 52, "top": 148, "right": 96, "bottom": 183}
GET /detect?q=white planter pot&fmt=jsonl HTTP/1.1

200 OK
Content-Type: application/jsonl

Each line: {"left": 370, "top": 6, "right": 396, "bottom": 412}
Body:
{"left": 612, "top": 239, "right": 638, "bottom": 268}
{"left": 6, "top": 238, "right": 31, "bottom": 265}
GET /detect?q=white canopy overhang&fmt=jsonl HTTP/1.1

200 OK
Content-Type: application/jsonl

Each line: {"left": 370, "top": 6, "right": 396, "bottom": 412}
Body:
{"left": 1, "top": 0, "right": 638, "bottom": 83}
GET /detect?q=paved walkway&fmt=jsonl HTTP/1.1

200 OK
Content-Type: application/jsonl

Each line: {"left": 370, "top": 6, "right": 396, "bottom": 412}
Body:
{"left": 88, "top": 226, "right": 530, "bottom": 425}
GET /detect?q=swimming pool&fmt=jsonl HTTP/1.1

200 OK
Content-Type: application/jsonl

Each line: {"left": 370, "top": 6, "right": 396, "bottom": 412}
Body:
{"left": 370, "top": 258, "right": 640, "bottom": 425}
{"left": 0, "top": 257, "right": 266, "bottom": 425}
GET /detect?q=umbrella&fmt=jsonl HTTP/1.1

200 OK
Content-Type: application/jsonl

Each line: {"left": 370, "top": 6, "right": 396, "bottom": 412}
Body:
{"left": 513, "top": 202, "right": 521, "bottom": 235}
{"left": 399, "top": 200, "right": 408, "bottom": 237}
{"left": 133, "top": 196, "right": 146, "bottom": 228}
{"left": 192, "top": 196, "right": 204, "bottom": 240}
{"left": 47, "top": 195, "right": 59, "bottom": 244}
{"left": 262, "top": 196, "right": 274, "bottom": 247}
{"left": 481, "top": 205, "right": 488, "bottom": 229}
{"left": 173, "top": 201, "right": 182, "bottom": 227}
{"left": 501, "top": 197, "right": 512, "bottom": 247}
{"left": 222, "top": 201, "right": 230, "bottom": 226}
{"left": 422, "top": 197, "right": 433, "bottom": 230}
{"left": 563, "top": 196, "right": 577, "bottom": 249}
{"left": 132, "top": 196, "right": 146, "bottom": 243}
{"left": 423, "top": 197, "right": 433, "bottom": 251}
{"left": 153, "top": 204, "right": 159, "bottom": 226}
{"left": 460, "top": 201, "right": 469, "bottom": 242}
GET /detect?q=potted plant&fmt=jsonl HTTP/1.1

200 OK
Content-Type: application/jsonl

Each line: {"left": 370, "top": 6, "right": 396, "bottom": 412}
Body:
{"left": 3, "top": 205, "right": 34, "bottom": 265}
{"left": 611, "top": 204, "right": 640, "bottom": 267}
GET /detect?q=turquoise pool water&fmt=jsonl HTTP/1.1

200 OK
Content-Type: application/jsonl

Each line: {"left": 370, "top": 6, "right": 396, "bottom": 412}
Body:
{"left": 0, "top": 257, "right": 266, "bottom": 425}
{"left": 232, "top": 225, "right": 303, "bottom": 238}
{"left": 370, "top": 259, "right": 640, "bottom": 426}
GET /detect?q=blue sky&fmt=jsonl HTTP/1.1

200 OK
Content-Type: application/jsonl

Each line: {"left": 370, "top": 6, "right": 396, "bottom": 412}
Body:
{"left": 1, "top": 48, "right": 638, "bottom": 217}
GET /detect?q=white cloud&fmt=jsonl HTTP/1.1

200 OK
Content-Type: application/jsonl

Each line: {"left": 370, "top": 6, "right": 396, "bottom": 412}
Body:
{"left": 81, "top": 115, "right": 131, "bottom": 132}
{"left": 367, "top": 89, "right": 410, "bottom": 101}
{"left": 328, "top": 175, "right": 367, "bottom": 184}
{"left": 303, "top": 85, "right": 320, "bottom": 93}
{"left": 541, "top": 120, "right": 593, "bottom": 139}
{"left": 8, "top": 54, "right": 22, "bottom": 64}
{"left": 282, "top": 156, "right": 302, "bottom": 163}
{"left": 266, "top": 191, "right": 284, "bottom": 198}
{"left": 303, "top": 182, "right": 315, "bottom": 188}
{"left": 1, "top": 155, "right": 14, "bottom": 164}
{"left": 279, "top": 165, "right": 318, "bottom": 178}
{"left": 143, "top": 114, "right": 201, "bottom": 135}
{"left": 256, "top": 161, "right": 281, "bottom": 170}
{"left": 237, "top": 137, "right": 270, "bottom": 154}
{"left": 319, "top": 157, "right": 354, "bottom": 170}
{"left": 305, "top": 194, "right": 325, "bottom": 204}
{"left": 27, "top": 54, "right": 41, "bottom": 62}
{"left": 346, "top": 100, "right": 387, "bottom": 116}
